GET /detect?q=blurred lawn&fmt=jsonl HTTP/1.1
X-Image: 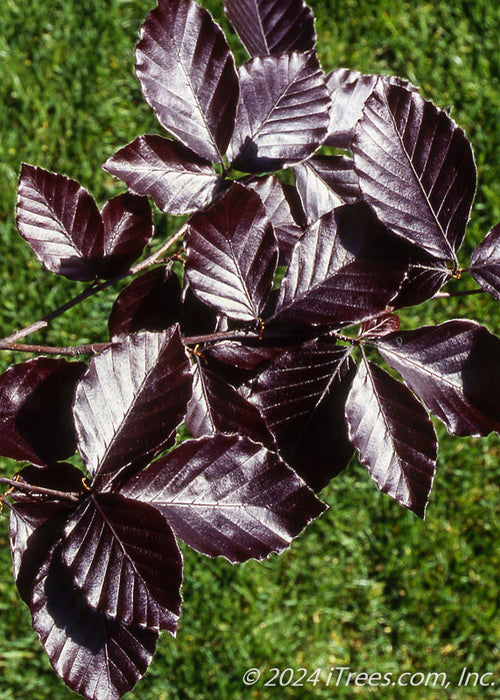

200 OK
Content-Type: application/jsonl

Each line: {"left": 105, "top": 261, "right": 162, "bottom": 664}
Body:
{"left": 0, "top": 1, "right": 498, "bottom": 698}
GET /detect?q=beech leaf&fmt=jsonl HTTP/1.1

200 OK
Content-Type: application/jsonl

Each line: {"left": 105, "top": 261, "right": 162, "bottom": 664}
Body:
{"left": 61, "top": 493, "right": 182, "bottom": 632}
{"left": 229, "top": 52, "right": 330, "bottom": 172}
{"left": 0, "top": 358, "right": 85, "bottom": 465}
{"left": 136, "top": 0, "right": 239, "bottom": 163}
{"left": 186, "top": 355, "right": 274, "bottom": 448}
{"left": 9, "top": 462, "right": 84, "bottom": 602}
{"left": 248, "top": 175, "right": 303, "bottom": 261}
{"left": 273, "top": 204, "right": 407, "bottom": 326}
{"left": 121, "top": 434, "right": 326, "bottom": 563}
{"left": 324, "top": 69, "right": 378, "bottom": 149}
{"left": 108, "top": 265, "right": 183, "bottom": 339}
{"left": 73, "top": 327, "right": 192, "bottom": 484}
{"left": 185, "top": 183, "right": 278, "bottom": 322}
{"left": 353, "top": 81, "right": 476, "bottom": 260}
{"left": 222, "top": 0, "right": 316, "bottom": 57}
{"left": 249, "top": 340, "right": 354, "bottom": 490}
{"left": 469, "top": 222, "right": 500, "bottom": 300}
{"left": 30, "top": 546, "right": 158, "bottom": 700}
{"left": 294, "top": 155, "right": 362, "bottom": 224}
{"left": 16, "top": 164, "right": 104, "bottom": 281}
{"left": 377, "top": 320, "right": 500, "bottom": 436}
{"left": 98, "top": 193, "right": 153, "bottom": 279}
{"left": 345, "top": 357, "right": 437, "bottom": 518}
{"left": 103, "top": 135, "right": 221, "bottom": 216}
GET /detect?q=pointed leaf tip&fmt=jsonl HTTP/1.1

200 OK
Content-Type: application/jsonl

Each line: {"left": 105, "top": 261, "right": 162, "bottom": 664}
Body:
{"left": 122, "top": 434, "right": 326, "bottom": 563}
{"left": 353, "top": 81, "right": 476, "bottom": 260}
{"left": 73, "top": 327, "right": 192, "bottom": 484}
{"left": 345, "top": 358, "right": 437, "bottom": 518}
{"left": 136, "top": 0, "right": 239, "bottom": 163}
{"left": 229, "top": 52, "right": 330, "bottom": 172}
{"left": 223, "top": 0, "right": 316, "bottom": 57}
{"left": 185, "top": 183, "right": 278, "bottom": 322}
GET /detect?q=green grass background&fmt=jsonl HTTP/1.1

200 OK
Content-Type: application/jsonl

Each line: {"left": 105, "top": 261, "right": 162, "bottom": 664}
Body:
{"left": 0, "top": 0, "right": 498, "bottom": 698}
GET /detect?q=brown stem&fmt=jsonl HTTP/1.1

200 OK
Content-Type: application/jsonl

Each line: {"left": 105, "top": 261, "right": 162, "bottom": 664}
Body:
{"left": 0, "top": 477, "right": 81, "bottom": 503}
{"left": 0, "top": 223, "right": 188, "bottom": 347}
{"left": 0, "top": 341, "right": 111, "bottom": 356}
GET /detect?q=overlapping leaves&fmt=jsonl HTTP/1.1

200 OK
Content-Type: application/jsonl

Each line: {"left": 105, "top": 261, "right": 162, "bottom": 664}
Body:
{"left": 1, "top": 1, "right": 499, "bottom": 699}
{"left": 3, "top": 329, "right": 324, "bottom": 699}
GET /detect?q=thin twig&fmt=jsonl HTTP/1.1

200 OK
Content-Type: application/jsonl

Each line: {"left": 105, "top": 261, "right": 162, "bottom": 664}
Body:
{"left": 0, "top": 477, "right": 81, "bottom": 503}
{"left": 0, "top": 341, "right": 111, "bottom": 356}
{"left": 0, "top": 222, "right": 189, "bottom": 347}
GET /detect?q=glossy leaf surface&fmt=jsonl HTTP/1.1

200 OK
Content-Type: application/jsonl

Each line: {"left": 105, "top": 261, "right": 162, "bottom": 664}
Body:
{"left": 248, "top": 175, "right": 303, "bottom": 261}
{"left": 185, "top": 184, "right": 278, "bottom": 322}
{"left": 108, "top": 266, "right": 183, "bottom": 339}
{"left": 324, "top": 69, "right": 378, "bottom": 149}
{"left": 353, "top": 82, "right": 476, "bottom": 260}
{"left": 136, "top": 0, "right": 239, "bottom": 163}
{"left": 61, "top": 493, "right": 182, "bottom": 632}
{"left": 186, "top": 356, "right": 273, "bottom": 448}
{"left": 222, "top": 0, "right": 316, "bottom": 57}
{"left": 345, "top": 357, "right": 437, "bottom": 518}
{"left": 470, "top": 222, "right": 500, "bottom": 300}
{"left": 122, "top": 434, "right": 326, "bottom": 563}
{"left": 31, "top": 547, "right": 158, "bottom": 700}
{"left": 294, "top": 155, "right": 362, "bottom": 224}
{"left": 73, "top": 328, "right": 192, "bottom": 482}
{"left": 9, "top": 462, "right": 84, "bottom": 602}
{"left": 274, "top": 204, "right": 407, "bottom": 326}
{"left": 98, "top": 193, "right": 153, "bottom": 279}
{"left": 103, "top": 135, "right": 220, "bottom": 215}
{"left": 250, "top": 341, "right": 354, "bottom": 490}
{"left": 377, "top": 320, "right": 500, "bottom": 436}
{"left": 16, "top": 165, "right": 104, "bottom": 280}
{"left": 229, "top": 52, "right": 330, "bottom": 172}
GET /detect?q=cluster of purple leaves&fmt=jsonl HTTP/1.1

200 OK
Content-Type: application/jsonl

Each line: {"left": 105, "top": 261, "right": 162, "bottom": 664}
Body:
{"left": 1, "top": 0, "right": 499, "bottom": 698}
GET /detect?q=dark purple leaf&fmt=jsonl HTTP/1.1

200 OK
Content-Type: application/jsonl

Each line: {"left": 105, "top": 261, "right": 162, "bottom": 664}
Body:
{"left": 377, "top": 320, "right": 500, "bottom": 436}
{"left": 122, "top": 434, "right": 326, "bottom": 563}
{"left": 222, "top": 0, "right": 316, "bottom": 57}
{"left": 294, "top": 155, "right": 362, "bottom": 224}
{"left": 248, "top": 175, "right": 303, "bottom": 261}
{"left": 353, "top": 81, "right": 477, "bottom": 260}
{"left": 61, "top": 493, "right": 182, "bottom": 632}
{"left": 228, "top": 52, "right": 330, "bottom": 172}
{"left": 324, "top": 70, "right": 418, "bottom": 149}
{"left": 180, "top": 283, "right": 221, "bottom": 337}
{"left": 103, "top": 135, "right": 221, "bottom": 216}
{"left": 0, "top": 358, "right": 85, "bottom": 465}
{"left": 324, "top": 69, "right": 378, "bottom": 149}
{"left": 16, "top": 164, "right": 104, "bottom": 281}
{"left": 249, "top": 341, "right": 355, "bottom": 490}
{"left": 30, "top": 546, "right": 158, "bottom": 700}
{"left": 136, "top": 0, "right": 239, "bottom": 163}
{"left": 186, "top": 355, "right": 274, "bottom": 448}
{"left": 9, "top": 463, "right": 84, "bottom": 602}
{"left": 73, "top": 327, "right": 192, "bottom": 484}
{"left": 393, "top": 258, "right": 450, "bottom": 308}
{"left": 185, "top": 183, "right": 278, "bottom": 322}
{"left": 273, "top": 204, "right": 407, "bottom": 326}
{"left": 108, "top": 265, "right": 183, "bottom": 339}
{"left": 469, "top": 222, "right": 500, "bottom": 300}
{"left": 98, "top": 193, "right": 153, "bottom": 279}
{"left": 345, "top": 357, "right": 437, "bottom": 518}
{"left": 359, "top": 312, "right": 400, "bottom": 339}
{"left": 208, "top": 340, "right": 283, "bottom": 373}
